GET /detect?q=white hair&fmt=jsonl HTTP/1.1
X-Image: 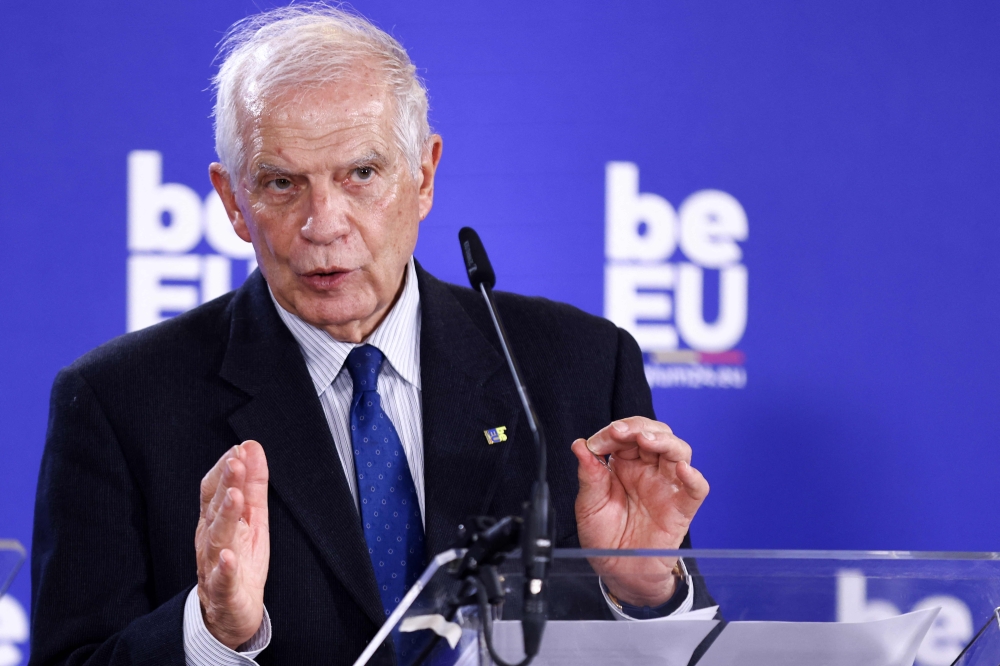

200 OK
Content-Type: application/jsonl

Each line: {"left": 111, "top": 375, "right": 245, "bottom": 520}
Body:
{"left": 212, "top": 4, "right": 430, "bottom": 183}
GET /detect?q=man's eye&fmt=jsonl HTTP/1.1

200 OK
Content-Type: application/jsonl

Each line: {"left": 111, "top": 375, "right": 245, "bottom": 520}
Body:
{"left": 353, "top": 167, "right": 375, "bottom": 182}
{"left": 268, "top": 178, "right": 293, "bottom": 191}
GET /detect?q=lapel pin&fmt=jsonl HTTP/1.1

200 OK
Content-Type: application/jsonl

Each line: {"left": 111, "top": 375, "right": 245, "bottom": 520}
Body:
{"left": 484, "top": 426, "right": 508, "bottom": 445}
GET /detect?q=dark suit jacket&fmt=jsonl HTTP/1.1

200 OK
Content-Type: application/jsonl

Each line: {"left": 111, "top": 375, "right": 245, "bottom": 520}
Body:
{"left": 30, "top": 263, "right": 709, "bottom": 665}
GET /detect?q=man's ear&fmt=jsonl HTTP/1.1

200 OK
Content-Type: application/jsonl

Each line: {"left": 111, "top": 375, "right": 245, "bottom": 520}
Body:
{"left": 209, "top": 163, "right": 252, "bottom": 243}
{"left": 417, "top": 135, "right": 443, "bottom": 221}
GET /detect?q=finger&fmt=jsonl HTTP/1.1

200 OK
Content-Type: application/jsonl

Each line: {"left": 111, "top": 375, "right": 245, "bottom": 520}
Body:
{"left": 613, "top": 416, "right": 674, "bottom": 436}
{"left": 572, "top": 438, "right": 613, "bottom": 514}
{"left": 639, "top": 431, "right": 692, "bottom": 464}
{"left": 207, "top": 458, "right": 245, "bottom": 527}
{"left": 589, "top": 423, "right": 691, "bottom": 463}
{"left": 586, "top": 417, "right": 674, "bottom": 454}
{"left": 586, "top": 417, "right": 674, "bottom": 455}
{"left": 637, "top": 432, "right": 663, "bottom": 465}
{"left": 206, "top": 486, "right": 245, "bottom": 565}
{"left": 238, "top": 441, "right": 269, "bottom": 515}
{"left": 200, "top": 445, "right": 241, "bottom": 511}
{"left": 205, "top": 547, "right": 241, "bottom": 605}
{"left": 675, "top": 460, "right": 710, "bottom": 502}
{"left": 206, "top": 456, "right": 246, "bottom": 525}
{"left": 573, "top": 438, "right": 610, "bottom": 487}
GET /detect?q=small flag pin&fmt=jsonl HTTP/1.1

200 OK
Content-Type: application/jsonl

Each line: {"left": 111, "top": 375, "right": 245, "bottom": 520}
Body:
{"left": 484, "top": 426, "right": 508, "bottom": 445}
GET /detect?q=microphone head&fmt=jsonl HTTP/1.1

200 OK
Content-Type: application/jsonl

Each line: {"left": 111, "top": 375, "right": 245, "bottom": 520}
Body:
{"left": 458, "top": 227, "right": 496, "bottom": 290}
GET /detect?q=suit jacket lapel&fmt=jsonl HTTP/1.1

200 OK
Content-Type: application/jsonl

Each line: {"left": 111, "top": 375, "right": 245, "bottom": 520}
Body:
{"left": 219, "top": 272, "right": 385, "bottom": 626}
{"left": 417, "top": 265, "right": 524, "bottom": 554}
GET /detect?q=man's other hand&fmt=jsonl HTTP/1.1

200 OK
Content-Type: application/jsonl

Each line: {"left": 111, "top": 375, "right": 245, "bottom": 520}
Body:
{"left": 572, "top": 417, "right": 709, "bottom": 607}
{"left": 195, "top": 441, "right": 270, "bottom": 649}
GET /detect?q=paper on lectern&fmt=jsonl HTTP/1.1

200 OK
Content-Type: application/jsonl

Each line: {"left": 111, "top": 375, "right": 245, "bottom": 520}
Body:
{"left": 489, "top": 618, "right": 720, "bottom": 666}
{"left": 695, "top": 606, "right": 940, "bottom": 666}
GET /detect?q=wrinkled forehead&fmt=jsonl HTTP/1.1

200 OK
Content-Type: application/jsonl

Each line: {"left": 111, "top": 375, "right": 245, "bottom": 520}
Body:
{"left": 234, "top": 62, "right": 398, "bottom": 171}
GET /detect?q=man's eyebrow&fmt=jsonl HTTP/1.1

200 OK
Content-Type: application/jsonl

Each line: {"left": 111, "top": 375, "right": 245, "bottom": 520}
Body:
{"left": 349, "top": 150, "right": 390, "bottom": 169}
{"left": 252, "top": 152, "right": 390, "bottom": 179}
{"left": 255, "top": 163, "right": 293, "bottom": 177}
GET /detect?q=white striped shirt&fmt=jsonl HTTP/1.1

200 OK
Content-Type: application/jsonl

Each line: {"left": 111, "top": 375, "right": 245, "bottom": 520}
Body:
{"left": 271, "top": 257, "right": 425, "bottom": 519}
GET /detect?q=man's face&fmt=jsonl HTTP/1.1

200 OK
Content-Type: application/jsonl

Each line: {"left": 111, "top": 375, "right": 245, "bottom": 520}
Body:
{"left": 210, "top": 65, "right": 442, "bottom": 342}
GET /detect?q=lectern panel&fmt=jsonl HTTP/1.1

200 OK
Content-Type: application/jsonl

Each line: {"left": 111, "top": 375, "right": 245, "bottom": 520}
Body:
{"left": 353, "top": 549, "right": 1000, "bottom": 666}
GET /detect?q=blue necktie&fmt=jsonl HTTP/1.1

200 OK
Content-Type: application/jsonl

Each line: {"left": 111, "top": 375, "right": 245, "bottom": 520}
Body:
{"left": 347, "top": 344, "right": 426, "bottom": 618}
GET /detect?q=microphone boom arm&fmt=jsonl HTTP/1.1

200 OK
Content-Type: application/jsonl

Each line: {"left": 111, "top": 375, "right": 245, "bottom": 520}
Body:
{"left": 479, "top": 283, "right": 547, "bottom": 481}
{"left": 458, "top": 227, "right": 554, "bottom": 662}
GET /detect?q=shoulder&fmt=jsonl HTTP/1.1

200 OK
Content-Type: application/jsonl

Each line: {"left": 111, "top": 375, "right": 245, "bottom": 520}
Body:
{"left": 417, "top": 266, "right": 653, "bottom": 424}
{"left": 416, "top": 262, "right": 626, "bottom": 355}
{"left": 426, "top": 271, "right": 628, "bottom": 370}
{"left": 465, "top": 284, "right": 617, "bottom": 343}
{"left": 60, "top": 292, "right": 237, "bottom": 392}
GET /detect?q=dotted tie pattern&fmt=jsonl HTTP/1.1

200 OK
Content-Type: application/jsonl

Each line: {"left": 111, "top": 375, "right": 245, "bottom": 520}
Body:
{"left": 347, "top": 344, "right": 426, "bottom": 620}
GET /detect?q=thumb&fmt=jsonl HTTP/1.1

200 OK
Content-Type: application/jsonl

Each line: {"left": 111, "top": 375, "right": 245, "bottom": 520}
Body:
{"left": 572, "top": 438, "right": 611, "bottom": 504}
{"left": 239, "top": 440, "right": 269, "bottom": 484}
{"left": 238, "top": 440, "right": 269, "bottom": 512}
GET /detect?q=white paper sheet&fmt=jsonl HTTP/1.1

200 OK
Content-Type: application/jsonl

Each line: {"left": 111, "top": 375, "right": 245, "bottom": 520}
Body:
{"left": 660, "top": 605, "right": 720, "bottom": 622}
{"left": 696, "top": 607, "right": 940, "bottom": 666}
{"left": 399, "top": 614, "right": 464, "bottom": 648}
{"left": 490, "top": 618, "right": 720, "bottom": 666}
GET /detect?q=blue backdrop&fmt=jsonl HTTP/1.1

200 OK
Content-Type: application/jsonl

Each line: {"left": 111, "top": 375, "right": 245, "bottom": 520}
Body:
{"left": 2, "top": 2, "right": 999, "bottom": 663}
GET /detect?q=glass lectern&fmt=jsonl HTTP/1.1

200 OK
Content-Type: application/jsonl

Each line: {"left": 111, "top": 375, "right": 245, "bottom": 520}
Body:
{"left": 354, "top": 549, "right": 1000, "bottom": 666}
{"left": 0, "top": 539, "right": 26, "bottom": 598}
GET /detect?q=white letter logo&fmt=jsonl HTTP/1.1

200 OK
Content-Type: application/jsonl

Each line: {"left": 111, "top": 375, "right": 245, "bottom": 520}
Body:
{"left": 604, "top": 162, "right": 749, "bottom": 388}
{"left": 126, "top": 151, "right": 256, "bottom": 332}
{"left": 676, "top": 263, "right": 748, "bottom": 352}
{"left": 128, "top": 151, "right": 203, "bottom": 253}
{"left": 605, "top": 162, "right": 678, "bottom": 262}
{"left": 836, "top": 570, "right": 973, "bottom": 666}
{"left": 0, "top": 595, "right": 28, "bottom": 666}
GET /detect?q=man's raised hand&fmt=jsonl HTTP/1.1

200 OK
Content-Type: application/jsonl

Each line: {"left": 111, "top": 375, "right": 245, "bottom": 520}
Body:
{"left": 195, "top": 441, "right": 270, "bottom": 649}
{"left": 571, "top": 417, "right": 709, "bottom": 607}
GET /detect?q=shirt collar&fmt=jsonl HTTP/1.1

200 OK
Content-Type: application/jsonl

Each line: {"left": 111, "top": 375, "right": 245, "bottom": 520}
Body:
{"left": 270, "top": 258, "right": 422, "bottom": 395}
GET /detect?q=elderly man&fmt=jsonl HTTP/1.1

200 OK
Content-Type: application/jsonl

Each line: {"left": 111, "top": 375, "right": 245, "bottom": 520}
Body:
{"left": 30, "top": 6, "right": 711, "bottom": 665}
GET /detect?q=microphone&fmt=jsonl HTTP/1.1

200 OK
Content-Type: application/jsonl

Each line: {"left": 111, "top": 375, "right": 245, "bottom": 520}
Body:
{"left": 460, "top": 227, "right": 496, "bottom": 290}
{"left": 458, "top": 227, "right": 553, "bottom": 660}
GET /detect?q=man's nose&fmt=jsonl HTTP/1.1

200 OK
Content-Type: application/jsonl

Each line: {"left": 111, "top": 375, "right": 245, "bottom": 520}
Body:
{"left": 300, "top": 184, "right": 351, "bottom": 244}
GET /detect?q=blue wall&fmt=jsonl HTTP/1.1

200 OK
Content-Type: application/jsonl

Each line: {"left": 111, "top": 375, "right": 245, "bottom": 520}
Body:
{"left": 2, "top": 2, "right": 999, "bottom": 662}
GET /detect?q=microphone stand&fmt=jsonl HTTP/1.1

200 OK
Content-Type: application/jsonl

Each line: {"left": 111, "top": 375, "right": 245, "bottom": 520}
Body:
{"left": 475, "top": 280, "right": 553, "bottom": 662}
{"left": 421, "top": 228, "right": 554, "bottom": 666}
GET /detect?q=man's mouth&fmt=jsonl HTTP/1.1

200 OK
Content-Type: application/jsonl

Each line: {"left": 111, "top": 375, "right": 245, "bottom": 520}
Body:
{"left": 300, "top": 268, "right": 354, "bottom": 288}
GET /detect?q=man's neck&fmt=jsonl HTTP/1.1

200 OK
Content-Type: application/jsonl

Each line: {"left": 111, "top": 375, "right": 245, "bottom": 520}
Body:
{"left": 321, "top": 269, "right": 408, "bottom": 343}
{"left": 268, "top": 260, "right": 413, "bottom": 344}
